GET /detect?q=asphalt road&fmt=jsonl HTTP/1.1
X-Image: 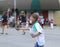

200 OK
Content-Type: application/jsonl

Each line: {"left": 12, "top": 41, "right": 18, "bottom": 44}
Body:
{"left": 45, "top": 26, "right": 60, "bottom": 47}
{"left": 0, "top": 26, "right": 60, "bottom": 47}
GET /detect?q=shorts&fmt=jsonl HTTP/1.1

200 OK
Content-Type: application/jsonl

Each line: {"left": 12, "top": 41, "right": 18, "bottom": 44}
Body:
{"left": 35, "top": 42, "right": 44, "bottom": 47}
{"left": 2, "top": 22, "right": 8, "bottom": 26}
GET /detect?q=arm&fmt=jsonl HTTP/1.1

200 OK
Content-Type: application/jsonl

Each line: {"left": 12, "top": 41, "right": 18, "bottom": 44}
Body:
{"left": 31, "top": 32, "right": 41, "bottom": 38}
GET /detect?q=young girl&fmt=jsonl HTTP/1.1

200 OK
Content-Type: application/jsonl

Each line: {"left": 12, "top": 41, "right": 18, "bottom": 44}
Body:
{"left": 30, "top": 14, "right": 45, "bottom": 47}
{"left": 1, "top": 11, "right": 8, "bottom": 34}
{"left": 50, "top": 19, "right": 54, "bottom": 29}
{"left": 16, "top": 16, "right": 21, "bottom": 30}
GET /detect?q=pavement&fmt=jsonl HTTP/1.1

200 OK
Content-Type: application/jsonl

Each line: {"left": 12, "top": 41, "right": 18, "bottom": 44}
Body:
{"left": 0, "top": 26, "right": 60, "bottom": 47}
{"left": 45, "top": 26, "right": 60, "bottom": 47}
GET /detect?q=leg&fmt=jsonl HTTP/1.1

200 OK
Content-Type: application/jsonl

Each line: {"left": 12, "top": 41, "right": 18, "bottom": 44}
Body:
{"left": 7, "top": 24, "right": 9, "bottom": 28}
{"left": 22, "top": 29, "right": 25, "bottom": 35}
{"left": 5, "top": 25, "right": 8, "bottom": 35}
{"left": 35, "top": 42, "right": 38, "bottom": 47}
{"left": 39, "top": 45, "right": 44, "bottom": 47}
{"left": 1, "top": 26, "right": 4, "bottom": 34}
{"left": 35, "top": 42, "right": 44, "bottom": 47}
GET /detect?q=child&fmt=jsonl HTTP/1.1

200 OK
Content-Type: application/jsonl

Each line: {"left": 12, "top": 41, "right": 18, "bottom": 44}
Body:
{"left": 9, "top": 15, "right": 15, "bottom": 27}
{"left": 50, "top": 19, "right": 54, "bottom": 29}
{"left": 16, "top": 16, "right": 21, "bottom": 30}
{"left": 1, "top": 11, "right": 8, "bottom": 35}
{"left": 40, "top": 18, "right": 44, "bottom": 28}
{"left": 30, "top": 14, "right": 45, "bottom": 47}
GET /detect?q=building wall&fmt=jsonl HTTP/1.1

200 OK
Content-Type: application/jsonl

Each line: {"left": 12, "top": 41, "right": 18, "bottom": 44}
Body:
{"left": 42, "top": 11, "right": 48, "bottom": 24}
{"left": 0, "top": 0, "right": 60, "bottom": 10}
{"left": 53, "top": 11, "right": 60, "bottom": 25}
{"left": 48, "top": 11, "right": 54, "bottom": 21}
{"left": 48, "top": 11, "right": 60, "bottom": 25}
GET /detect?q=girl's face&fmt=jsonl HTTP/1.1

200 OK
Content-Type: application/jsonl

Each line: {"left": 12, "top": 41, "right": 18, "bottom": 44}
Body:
{"left": 30, "top": 16, "right": 35, "bottom": 24}
{"left": 20, "top": 11, "right": 25, "bottom": 16}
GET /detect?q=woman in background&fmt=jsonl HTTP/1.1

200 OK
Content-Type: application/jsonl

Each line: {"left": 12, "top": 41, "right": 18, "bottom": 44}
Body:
{"left": 1, "top": 11, "right": 8, "bottom": 35}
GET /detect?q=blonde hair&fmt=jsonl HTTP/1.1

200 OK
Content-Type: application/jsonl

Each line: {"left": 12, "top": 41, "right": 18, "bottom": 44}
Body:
{"left": 31, "top": 13, "right": 39, "bottom": 21}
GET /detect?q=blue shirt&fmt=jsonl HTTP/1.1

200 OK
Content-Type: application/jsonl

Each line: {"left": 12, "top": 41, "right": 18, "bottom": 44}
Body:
{"left": 21, "top": 16, "right": 26, "bottom": 23}
{"left": 2, "top": 15, "right": 8, "bottom": 22}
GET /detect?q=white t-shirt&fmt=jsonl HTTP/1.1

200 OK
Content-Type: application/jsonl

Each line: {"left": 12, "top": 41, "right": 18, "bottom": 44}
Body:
{"left": 30, "top": 22, "right": 45, "bottom": 46}
{"left": 9, "top": 16, "right": 15, "bottom": 23}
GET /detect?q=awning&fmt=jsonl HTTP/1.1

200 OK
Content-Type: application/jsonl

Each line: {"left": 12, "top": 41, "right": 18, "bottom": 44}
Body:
{"left": 0, "top": 0, "right": 60, "bottom": 10}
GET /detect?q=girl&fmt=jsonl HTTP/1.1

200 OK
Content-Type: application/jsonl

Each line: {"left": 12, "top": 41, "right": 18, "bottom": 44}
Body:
{"left": 1, "top": 11, "right": 8, "bottom": 34}
{"left": 50, "top": 19, "right": 54, "bottom": 29}
{"left": 30, "top": 14, "right": 45, "bottom": 47}
{"left": 16, "top": 16, "right": 21, "bottom": 30}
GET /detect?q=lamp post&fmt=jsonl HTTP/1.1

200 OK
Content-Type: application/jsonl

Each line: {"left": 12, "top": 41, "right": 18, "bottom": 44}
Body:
{"left": 14, "top": 0, "right": 16, "bottom": 23}
{"left": 14, "top": 0, "right": 16, "bottom": 10}
{"left": 58, "top": 0, "right": 60, "bottom": 8}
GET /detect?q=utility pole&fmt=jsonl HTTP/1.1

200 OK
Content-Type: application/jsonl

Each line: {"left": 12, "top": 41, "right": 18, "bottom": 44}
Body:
{"left": 14, "top": 0, "right": 16, "bottom": 23}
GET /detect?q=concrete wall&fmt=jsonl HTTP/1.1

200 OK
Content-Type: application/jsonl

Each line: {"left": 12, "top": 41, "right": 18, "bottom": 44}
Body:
{"left": 40, "top": 0, "right": 59, "bottom": 10}
{"left": 48, "top": 11, "right": 54, "bottom": 21}
{"left": 53, "top": 11, "right": 60, "bottom": 25}
{"left": 48, "top": 11, "right": 60, "bottom": 25}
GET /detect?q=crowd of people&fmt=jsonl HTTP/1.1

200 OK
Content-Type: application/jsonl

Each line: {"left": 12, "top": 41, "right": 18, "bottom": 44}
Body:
{"left": 1, "top": 9, "right": 51, "bottom": 34}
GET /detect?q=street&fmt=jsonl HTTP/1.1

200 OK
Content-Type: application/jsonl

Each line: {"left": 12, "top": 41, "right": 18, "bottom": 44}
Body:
{"left": 0, "top": 26, "right": 60, "bottom": 47}
{"left": 45, "top": 26, "right": 60, "bottom": 47}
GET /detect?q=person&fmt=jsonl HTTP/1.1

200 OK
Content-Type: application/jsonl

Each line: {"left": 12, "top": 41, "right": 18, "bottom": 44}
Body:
{"left": 45, "top": 18, "right": 49, "bottom": 25}
{"left": 9, "top": 15, "right": 15, "bottom": 27}
{"left": 40, "top": 18, "right": 44, "bottom": 28}
{"left": 1, "top": 11, "right": 8, "bottom": 34}
{"left": 50, "top": 19, "right": 54, "bottom": 29}
{"left": 20, "top": 11, "right": 27, "bottom": 35}
{"left": 30, "top": 13, "right": 45, "bottom": 47}
{"left": 16, "top": 16, "right": 21, "bottom": 30}
{"left": 20, "top": 11, "right": 26, "bottom": 24}
{"left": 38, "top": 17, "right": 41, "bottom": 24}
